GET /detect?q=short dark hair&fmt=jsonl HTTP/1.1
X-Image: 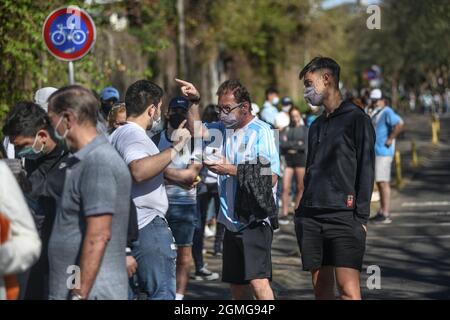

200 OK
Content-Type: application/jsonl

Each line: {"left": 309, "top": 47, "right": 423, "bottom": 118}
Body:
{"left": 48, "top": 85, "right": 99, "bottom": 126}
{"left": 216, "top": 79, "right": 252, "bottom": 107}
{"left": 265, "top": 87, "right": 279, "bottom": 98}
{"left": 125, "top": 80, "right": 164, "bottom": 117}
{"left": 299, "top": 57, "right": 341, "bottom": 88}
{"left": 202, "top": 104, "right": 219, "bottom": 123}
{"left": 2, "top": 101, "right": 53, "bottom": 138}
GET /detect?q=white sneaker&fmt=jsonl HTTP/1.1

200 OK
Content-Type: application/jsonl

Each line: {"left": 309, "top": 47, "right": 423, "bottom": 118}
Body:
{"left": 204, "top": 225, "right": 215, "bottom": 238}
{"left": 191, "top": 267, "right": 220, "bottom": 281}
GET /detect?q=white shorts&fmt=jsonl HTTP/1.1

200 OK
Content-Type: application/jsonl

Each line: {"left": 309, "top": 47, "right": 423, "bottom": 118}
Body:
{"left": 375, "top": 156, "right": 393, "bottom": 182}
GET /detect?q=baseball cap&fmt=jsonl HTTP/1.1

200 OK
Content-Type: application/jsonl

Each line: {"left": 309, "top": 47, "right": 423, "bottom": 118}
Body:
{"left": 34, "top": 87, "right": 58, "bottom": 112}
{"left": 370, "top": 88, "right": 382, "bottom": 100}
{"left": 169, "top": 96, "right": 190, "bottom": 110}
{"left": 100, "top": 86, "right": 120, "bottom": 101}
{"left": 281, "top": 96, "right": 293, "bottom": 106}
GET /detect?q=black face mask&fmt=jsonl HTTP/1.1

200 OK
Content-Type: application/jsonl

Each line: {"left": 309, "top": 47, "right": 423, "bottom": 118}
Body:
{"left": 168, "top": 113, "right": 186, "bottom": 129}
{"left": 101, "top": 103, "right": 112, "bottom": 116}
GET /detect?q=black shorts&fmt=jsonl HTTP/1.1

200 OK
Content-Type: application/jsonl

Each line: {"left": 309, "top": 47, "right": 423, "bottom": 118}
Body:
{"left": 294, "top": 213, "right": 366, "bottom": 272}
{"left": 222, "top": 221, "right": 273, "bottom": 284}
{"left": 285, "top": 153, "right": 306, "bottom": 168}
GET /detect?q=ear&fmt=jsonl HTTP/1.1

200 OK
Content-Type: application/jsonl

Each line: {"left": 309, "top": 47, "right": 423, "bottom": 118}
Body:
{"left": 322, "top": 73, "right": 331, "bottom": 86}
{"left": 63, "top": 111, "right": 74, "bottom": 129}
{"left": 146, "top": 104, "right": 155, "bottom": 117}
{"left": 244, "top": 102, "right": 251, "bottom": 114}
{"left": 36, "top": 129, "right": 49, "bottom": 144}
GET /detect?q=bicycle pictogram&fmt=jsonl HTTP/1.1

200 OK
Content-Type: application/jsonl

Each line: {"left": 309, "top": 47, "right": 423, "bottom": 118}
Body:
{"left": 51, "top": 24, "right": 87, "bottom": 46}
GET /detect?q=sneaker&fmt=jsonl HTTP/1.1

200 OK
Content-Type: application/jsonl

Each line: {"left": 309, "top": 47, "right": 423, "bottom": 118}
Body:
{"left": 204, "top": 225, "right": 215, "bottom": 238}
{"left": 192, "top": 267, "right": 220, "bottom": 281}
{"left": 370, "top": 213, "right": 392, "bottom": 224}
{"left": 213, "top": 251, "right": 223, "bottom": 257}
{"left": 278, "top": 215, "right": 290, "bottom": 225}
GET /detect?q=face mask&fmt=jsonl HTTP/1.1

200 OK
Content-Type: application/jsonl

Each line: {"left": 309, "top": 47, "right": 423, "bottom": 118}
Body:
{"left": 304, "top": 85, "right": 324, "bottom": 106}
{"left": 17, "top": 134, "right": 44, "bottom": 160}
{"left": 219, "top": 111, "right": 239, "bottom": 128}
{"left": 53, "top": 115, "right": 69, "bottom": 141}
{"left": 101, "top": 103, "right": 112, "bottom": 116}
{"left": 147, "top": 105, "right": 161, "bottom": 131}
{"left": 168, "top": 113, "right": 186, "bottom": 129}
{"left": 308, "top": 103, "right": 320, "bottom": 113}
{"left": 282, "top": 106, "right": 291, "bottom": 113}
{"left": 271, "top": 97, "right": 280, "bottom": 106}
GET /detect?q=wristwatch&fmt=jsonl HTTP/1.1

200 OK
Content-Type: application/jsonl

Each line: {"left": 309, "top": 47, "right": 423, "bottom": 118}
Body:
{"left": 189, "top": 96, "right": 201, "bottom": 104}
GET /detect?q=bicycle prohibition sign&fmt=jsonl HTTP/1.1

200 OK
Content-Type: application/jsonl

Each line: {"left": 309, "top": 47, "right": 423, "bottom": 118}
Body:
{"left": 43, "top": 6, "right": 96, "bottom": 62}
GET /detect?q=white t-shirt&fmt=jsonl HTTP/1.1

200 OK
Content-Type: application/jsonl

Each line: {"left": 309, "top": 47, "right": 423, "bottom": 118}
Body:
{"left": 110, "top": 122, "right": 168, "bottom": 229}
{"left": 157, "top": 130, "right": 196, "bottom": 205}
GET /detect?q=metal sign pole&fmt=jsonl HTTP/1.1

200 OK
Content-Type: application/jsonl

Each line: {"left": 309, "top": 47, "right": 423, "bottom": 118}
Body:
{"left": 68, "top": 61, "right": 75, "bottom": 84}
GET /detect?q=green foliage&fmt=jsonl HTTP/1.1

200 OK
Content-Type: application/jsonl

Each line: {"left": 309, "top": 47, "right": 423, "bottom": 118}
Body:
{"left": 356, "top": 0, "right": 450, "bottom": 91}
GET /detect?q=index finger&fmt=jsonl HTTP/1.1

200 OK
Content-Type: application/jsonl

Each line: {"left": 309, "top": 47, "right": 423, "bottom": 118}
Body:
{"left": 175, "top": 78, "right": 192, "bottom": 87}
{"left": 178, "top": 119, "right": 187, "bottom": 129}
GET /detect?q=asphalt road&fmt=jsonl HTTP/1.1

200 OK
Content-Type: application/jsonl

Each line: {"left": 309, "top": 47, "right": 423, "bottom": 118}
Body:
{"left": 186, "top": 114, "right": 450, "bottom": 300}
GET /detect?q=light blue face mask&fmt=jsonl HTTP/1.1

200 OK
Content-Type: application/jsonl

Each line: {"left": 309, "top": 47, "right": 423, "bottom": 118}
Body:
{"left": 17, "top": 134, "right": 44, "bottom": 160}
{"left": 53, "top": 115, "right": 69, "bottom": 141}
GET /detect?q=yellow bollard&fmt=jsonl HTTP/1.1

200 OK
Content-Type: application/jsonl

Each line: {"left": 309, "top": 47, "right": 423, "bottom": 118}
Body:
{"left": 431, "top": 120, "right": 439, "bottom": 145}
{"left": 436, "top": 116, "right": 441, "bottom": 136}
{"left": 395, "top": 150, "right": 404, "bottom": 189}
{"left": 411, "top": 140, "right": 419, "bottom": 168}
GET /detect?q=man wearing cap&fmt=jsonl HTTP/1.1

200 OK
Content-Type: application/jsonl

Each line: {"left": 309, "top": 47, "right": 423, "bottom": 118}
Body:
{"left": 99, "top": 86, "right": 120, "bottom": 120}
{"left": 153, "top": 97, "right": 203, "bottom": 300}
{"left": 369, "top": 89, "right": 404, "bottom": 224}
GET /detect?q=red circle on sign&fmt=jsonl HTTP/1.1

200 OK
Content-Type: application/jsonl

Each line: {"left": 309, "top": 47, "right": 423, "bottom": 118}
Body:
{"left": 43, "top": 7, "right": 96, "bottom": 61}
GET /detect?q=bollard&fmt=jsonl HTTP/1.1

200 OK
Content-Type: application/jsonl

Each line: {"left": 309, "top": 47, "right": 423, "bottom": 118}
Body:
{"left": 411, "top": 140, "right": 419, "bottom": 168}
{"left": 431, "top": 120, "right": 439, "bottom": 145}
{"left": 431, "top": 114, "right": 440, "bottom": 145}
{"left": 395, "top": 150, "right": 404, "bottom": 189}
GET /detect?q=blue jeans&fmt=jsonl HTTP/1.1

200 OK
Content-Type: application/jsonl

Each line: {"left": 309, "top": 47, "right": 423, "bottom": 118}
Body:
{"left": 129, "top": 216, "right": 176, "bottom": 300}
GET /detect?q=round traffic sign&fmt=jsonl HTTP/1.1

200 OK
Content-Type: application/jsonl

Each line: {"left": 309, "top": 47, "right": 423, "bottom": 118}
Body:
{"left": 43, "top": 7, "right": 96, "bottom": 61}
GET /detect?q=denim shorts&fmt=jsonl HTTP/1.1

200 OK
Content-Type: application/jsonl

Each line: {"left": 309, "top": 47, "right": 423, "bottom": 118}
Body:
{"left": 165, "top": 203, "right": 198, "bottom": 247}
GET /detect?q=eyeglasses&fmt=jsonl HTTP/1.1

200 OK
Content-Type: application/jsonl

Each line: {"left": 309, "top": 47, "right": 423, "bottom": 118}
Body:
{"left": 215, "top": 102, "right": 244, "bottom": 115}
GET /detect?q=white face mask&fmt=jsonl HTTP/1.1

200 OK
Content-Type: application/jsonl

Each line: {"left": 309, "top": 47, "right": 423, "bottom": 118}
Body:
{"left": 53, "top": 115, "right": 69, "bottom": 141}
{"left": 147, "top": 105, "right": 161, "bottom": 131}
{"left": 308, "top": 103, "right": 320, "bottom": 113}
{"left": 282, "top": 105, "right": 291, "bottom": 113}
{"left": 271, "top": 97, "right": 280, "bottom": 106}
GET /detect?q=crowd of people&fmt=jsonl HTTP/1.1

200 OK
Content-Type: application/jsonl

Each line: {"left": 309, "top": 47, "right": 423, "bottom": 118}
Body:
{"left": 1, "top": 56, "right": 406, "bottom": 300}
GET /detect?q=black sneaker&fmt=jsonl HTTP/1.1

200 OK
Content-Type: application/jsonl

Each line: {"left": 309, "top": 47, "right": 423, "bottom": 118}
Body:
{"left": 192, "top": 267, "right": 220, "bottom": 281}
{"left": 370, "top": 213, "right": 392, "bottom": 224}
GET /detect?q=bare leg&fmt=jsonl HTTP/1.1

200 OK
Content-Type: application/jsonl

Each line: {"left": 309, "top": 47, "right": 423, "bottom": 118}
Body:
{"left": 293, "top": 167, "right": 305, "bottom": 209}
{"left": 230, "top": 284, "right": 254, "bottom": 300}
{"left": 282, "top": 167, "right": 294, "bottom": 217}
{"left": 335, "top": 267, "right": 361, "bottom": 300}
{"left": 175, "top": 246, "right": 192, "bottom": 297}
{"left": 249, "top": 278, "right": 274, "bottom": 300}
{"left": 377, "top": 181, "right": 391, "bottom": 216}
{"left": 311, "top": 266, "right": 336, "bottom": 300}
